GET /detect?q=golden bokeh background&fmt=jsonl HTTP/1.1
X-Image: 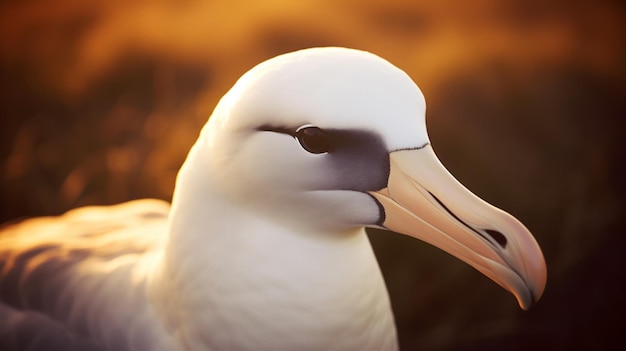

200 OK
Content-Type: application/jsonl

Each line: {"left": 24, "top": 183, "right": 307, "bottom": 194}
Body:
{"left": 1, "top": 0, "right": 624, "bottom": 349}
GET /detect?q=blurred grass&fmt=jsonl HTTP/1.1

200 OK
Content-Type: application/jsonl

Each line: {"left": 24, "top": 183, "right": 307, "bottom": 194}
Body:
{"left": 1, "top": 0, "right": 624, "bottom": 349}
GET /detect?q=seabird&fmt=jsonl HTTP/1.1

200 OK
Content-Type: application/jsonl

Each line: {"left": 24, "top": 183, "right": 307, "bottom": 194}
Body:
{"left": 0, "top": 47, "right": 546, "bottom": 351}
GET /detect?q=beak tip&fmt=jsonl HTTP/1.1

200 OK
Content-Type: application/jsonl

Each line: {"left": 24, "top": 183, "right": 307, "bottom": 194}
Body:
{"left": 515, "top": 278, "right": 546, "bottom": 311}
{"left": 514, "top": 292, "right": 533, "bottom": 311}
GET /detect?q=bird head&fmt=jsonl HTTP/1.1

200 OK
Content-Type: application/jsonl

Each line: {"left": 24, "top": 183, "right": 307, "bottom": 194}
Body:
{"left": 185, "top": 47, "right": 546, "bottom": 310}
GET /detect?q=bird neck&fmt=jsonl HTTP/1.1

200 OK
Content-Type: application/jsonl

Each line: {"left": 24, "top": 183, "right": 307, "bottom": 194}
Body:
{"left": 149, "top": 159, "right": 398, "bottom": 350}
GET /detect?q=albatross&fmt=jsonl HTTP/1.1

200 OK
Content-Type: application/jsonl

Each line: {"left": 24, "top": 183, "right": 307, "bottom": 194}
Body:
{"left": 0, "top": 47, "right": 546, "bottom": 350}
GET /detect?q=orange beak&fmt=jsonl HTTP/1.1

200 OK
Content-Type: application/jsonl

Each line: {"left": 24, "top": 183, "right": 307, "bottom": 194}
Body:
{"left": 370, "top": 145, "right": 546, "bottom": 309}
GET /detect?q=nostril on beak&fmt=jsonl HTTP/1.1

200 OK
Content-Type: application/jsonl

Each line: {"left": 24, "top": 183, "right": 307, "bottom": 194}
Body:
{"left": 427, "top": 191, "right": 508, "bottom": 249}
{"left": 484, "top": 229, "right": 507, "bottom": 248}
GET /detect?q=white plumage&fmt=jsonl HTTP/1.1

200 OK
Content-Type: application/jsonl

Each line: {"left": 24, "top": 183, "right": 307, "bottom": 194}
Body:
{"left": 0, "top": 47, "right": 546, "bottom": 350}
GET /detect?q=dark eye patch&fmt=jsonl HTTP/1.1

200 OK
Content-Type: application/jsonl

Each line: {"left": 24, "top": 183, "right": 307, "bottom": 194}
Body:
{"left": 257, "top": 124, "right": 390, "bottom": 192}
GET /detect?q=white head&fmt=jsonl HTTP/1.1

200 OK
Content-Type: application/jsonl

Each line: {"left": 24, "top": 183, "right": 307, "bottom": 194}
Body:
{"left": 176, "top": 47, "right": 546, "bottom": 309}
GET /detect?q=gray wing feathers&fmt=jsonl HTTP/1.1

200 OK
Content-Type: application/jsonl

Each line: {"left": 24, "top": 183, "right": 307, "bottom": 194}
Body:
{"left": 0, "top": 199, "right": 170, "bottom": 350}
{"left": 0, "top": 304, "right": 103, "bottom": 351}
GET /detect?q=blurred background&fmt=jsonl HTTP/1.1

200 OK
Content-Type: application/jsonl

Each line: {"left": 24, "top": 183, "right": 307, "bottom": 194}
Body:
{"left": 0, "top": 0, "right": 624, "bottom": 350}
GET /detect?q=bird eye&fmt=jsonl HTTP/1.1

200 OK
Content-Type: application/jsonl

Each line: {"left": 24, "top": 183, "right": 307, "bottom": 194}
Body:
{"left": 295, "top": 126, "right": 332, "bottom": 154}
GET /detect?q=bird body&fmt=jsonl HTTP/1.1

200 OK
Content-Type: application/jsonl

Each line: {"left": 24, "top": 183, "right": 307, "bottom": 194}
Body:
{"left": 0, "top": 47, "right": 546, "bottom": 350}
